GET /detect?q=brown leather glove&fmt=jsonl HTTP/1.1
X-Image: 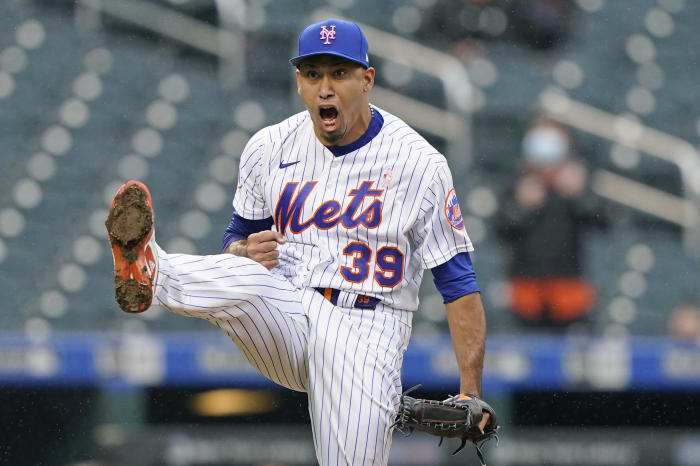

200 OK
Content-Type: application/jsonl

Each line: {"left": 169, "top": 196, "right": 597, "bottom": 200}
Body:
{"left": 393, "top": 386, "right": 499, "bottom": 465}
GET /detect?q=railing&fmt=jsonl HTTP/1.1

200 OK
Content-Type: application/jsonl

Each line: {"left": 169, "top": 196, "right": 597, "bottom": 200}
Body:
{"left": 76, "top": 0, "right": 246, "bottom": 86}
{"left": 73, "top": 3, "right": 475, "bottom": 170}
{"left": 539, "top": 89, "right": 700, "bottom": 256}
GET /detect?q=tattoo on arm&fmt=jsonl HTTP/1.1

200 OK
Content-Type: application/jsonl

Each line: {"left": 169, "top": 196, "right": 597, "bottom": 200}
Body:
{"left": 225, "top": 239, "right": 248, "bottom": 258}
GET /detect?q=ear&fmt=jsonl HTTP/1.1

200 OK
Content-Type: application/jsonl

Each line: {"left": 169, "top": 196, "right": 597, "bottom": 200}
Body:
{"left": 295, "top": 68, "right": 302, "bottom": 95}
{"left": 363, "top": 67, "right": 375, "bottom": 93}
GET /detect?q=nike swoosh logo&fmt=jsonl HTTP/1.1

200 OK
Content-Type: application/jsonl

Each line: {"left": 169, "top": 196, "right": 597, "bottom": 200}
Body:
{"left": 279, "top": 160, "right": 300, "bottom": 169}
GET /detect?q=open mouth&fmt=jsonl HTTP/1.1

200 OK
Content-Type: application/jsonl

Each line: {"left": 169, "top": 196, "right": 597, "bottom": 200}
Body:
{"left": 319, "top": 105, "right": 339, "bottom": 129}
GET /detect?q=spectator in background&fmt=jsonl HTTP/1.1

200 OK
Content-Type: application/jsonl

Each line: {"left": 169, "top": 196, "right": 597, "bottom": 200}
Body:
{"left": 496, "top": 117, "right": 608, "bottom": 329}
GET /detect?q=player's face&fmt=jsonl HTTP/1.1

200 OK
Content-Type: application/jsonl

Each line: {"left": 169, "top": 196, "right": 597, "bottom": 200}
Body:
{"left": 296, "top": 55, "right": 375, "bottom": 146}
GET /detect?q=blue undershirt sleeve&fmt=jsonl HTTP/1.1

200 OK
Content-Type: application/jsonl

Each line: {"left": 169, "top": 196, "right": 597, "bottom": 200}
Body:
{"left": 431, "top": 252, "right": 480, "bottom": 304}
{"left": 221, "top": 211, "right": 274, "bottom": 251}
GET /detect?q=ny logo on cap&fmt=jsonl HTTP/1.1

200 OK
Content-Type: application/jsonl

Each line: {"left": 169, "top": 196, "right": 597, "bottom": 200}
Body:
{"left": 320, "top": 25, "right": 336, "bottom": 45}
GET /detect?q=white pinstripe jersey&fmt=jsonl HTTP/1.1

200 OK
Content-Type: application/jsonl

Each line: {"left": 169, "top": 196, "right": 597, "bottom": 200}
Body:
{"left": 232, "top": 106, "right": 473, "bottom": 311}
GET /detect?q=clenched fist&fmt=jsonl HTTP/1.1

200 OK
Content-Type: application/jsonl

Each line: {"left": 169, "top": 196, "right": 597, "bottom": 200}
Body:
{"left": 225, "top": 231, "right": 286, "bottom": 269}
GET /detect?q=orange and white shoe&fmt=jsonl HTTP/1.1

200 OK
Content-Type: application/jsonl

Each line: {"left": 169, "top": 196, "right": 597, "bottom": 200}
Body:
{"left": 104, "top": 180, "right": 158, "bottom": 313}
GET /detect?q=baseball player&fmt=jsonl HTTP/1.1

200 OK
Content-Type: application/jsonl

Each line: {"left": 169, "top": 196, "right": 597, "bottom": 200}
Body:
{"left": 106, "top": 19, "right": 491, "bottom": 466}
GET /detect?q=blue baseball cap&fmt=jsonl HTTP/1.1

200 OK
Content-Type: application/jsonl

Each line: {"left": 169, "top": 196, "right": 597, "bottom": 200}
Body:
{"left": 290, "top": 19, "right": 370, "bottom": 69}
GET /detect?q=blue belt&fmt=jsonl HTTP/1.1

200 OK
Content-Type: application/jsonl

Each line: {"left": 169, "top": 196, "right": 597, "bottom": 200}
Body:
{"left": 315, "top": 287, "right": 380, "bottom": 310}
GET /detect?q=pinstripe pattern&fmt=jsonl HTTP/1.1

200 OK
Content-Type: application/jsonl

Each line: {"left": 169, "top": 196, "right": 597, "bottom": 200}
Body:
{"left": 153, "top": 106, "right": 469, "bottom": 464}
{"left": 303, "top": 288, "right": 411, "bottom": 466}
{"left": 154, "top": 247, "right": 309, "bottom": 392}
{"left": 152, "top": 244, "right": 412, "bottom": 465}
{"left": 233, "top": 107, "right": 473, "bottom": 311}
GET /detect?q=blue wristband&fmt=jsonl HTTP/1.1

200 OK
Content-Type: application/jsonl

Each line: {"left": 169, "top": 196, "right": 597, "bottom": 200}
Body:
{"left": 221, "top": 211, "right": 274, "bottom": 251}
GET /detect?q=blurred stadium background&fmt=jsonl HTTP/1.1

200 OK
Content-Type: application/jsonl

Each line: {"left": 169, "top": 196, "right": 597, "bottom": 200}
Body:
{"left": 1, "top": 0, "right": 700, "bottom": 464}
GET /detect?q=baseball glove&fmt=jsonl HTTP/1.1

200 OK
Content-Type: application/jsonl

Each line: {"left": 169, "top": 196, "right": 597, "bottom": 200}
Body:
{"left": 392, "top": 385, "right": 499, "bottom": 465}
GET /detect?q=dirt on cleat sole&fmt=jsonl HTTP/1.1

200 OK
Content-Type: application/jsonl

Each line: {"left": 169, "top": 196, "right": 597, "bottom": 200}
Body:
{"left": 114, "top": 275, "right": 152, "bottom": 313}
{"left": 106, "top": 183, "right": 155, "bottom": 313}
{"left": 105, "top": 184, "right": 153, "bottom": 261}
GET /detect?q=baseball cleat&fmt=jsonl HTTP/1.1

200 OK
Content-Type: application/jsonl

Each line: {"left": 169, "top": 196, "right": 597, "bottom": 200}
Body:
{"left": 105, "top": 180, "right": 158, "bottom": 313}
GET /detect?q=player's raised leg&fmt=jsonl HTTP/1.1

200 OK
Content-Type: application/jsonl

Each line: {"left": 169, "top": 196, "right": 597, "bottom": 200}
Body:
{"left": 155, "top": 251, "right": 310, "bottom": 392}
{"left": 303, "top": 290, "right": 413, "bottom": 466}
{"left": 105, "top": 180, "right": 309, "bottom": 392}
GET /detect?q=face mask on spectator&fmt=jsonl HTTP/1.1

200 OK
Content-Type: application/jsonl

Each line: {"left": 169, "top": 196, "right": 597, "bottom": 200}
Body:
{"left": 522, "top": 126, "right": 569, "bottom": 166}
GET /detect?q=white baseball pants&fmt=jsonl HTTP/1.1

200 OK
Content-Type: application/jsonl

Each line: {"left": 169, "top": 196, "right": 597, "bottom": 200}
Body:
{"left": 153, "top": 245, "right": 413, "bottom": 466}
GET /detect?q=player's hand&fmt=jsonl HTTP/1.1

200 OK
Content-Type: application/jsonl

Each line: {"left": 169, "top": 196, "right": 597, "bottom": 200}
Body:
{"left": 515, "top": 174, "right": 546, "bottom": 209}
{"left": 551, "top": 160, "right": 587, "bottom": 197}
{"left": 478, "top": 412, "right": 491, "bottom": 434}
{"left": 245, "top": 231, "right": 286, "bottom": 270}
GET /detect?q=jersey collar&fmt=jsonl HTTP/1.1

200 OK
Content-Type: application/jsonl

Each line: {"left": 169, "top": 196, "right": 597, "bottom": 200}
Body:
{"left": 324, "top": 106, "right": 384, "bottom": 157}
